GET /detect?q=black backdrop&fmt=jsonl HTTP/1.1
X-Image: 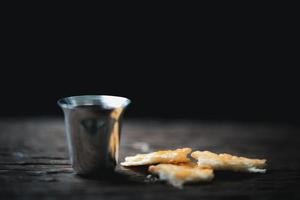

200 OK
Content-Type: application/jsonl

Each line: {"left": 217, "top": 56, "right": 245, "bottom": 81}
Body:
{"left": 1, "top": 10, "right": 299, "bottom": 123}
{"left": 1, "top": 60, "right": 298, "bottom": 123}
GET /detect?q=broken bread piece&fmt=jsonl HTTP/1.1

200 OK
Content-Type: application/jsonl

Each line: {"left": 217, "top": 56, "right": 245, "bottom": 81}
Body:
{"left": 149, "top": 163, "right": 214, "bottom": 188}
{"left": 191, "top": 151, "right": 267, "bottom": 173}
{"left": 121, "top": 148, "right": 191, "bottom": 166}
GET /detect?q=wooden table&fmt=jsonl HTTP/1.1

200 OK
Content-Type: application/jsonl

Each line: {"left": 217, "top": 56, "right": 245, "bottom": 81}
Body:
{"left": 0, "top": 118, "right": 299, "bottom": 199}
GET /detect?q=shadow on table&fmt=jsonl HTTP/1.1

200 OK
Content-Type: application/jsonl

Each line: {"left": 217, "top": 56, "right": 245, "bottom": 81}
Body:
{"left": 75, "top": 166, "right": 149, "bottom": 185}
{"left": 214, "top": 171, "right": 265, "bottom": 182}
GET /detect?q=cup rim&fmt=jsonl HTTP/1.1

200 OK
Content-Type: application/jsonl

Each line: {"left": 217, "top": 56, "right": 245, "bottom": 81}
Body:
{"left": 57, "top": 95, "right": 131, "bottom": 109}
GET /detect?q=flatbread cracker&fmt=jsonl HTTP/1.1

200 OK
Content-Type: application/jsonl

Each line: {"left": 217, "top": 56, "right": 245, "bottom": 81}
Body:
{"left": 191, "top": 151, "right": 267, "bottom": 173}
{"left": 149, "top": 163, "right": 214, "bottom": 188}
{"left": 121, "top": 148, "right": 191, "bottom": 166}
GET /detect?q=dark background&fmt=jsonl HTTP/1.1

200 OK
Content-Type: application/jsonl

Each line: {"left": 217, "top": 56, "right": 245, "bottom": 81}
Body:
{"left": 1, "top": 8, "right": 299, "bottom": 124}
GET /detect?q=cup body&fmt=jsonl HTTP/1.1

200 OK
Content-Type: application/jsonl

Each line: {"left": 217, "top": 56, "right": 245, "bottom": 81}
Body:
{"left": 58, "top": 95, "right": 130, "bottom": 175}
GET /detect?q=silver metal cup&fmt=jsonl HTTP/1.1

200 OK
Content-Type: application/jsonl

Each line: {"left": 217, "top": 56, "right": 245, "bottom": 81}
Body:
{"left": 58, "top": 95, "right": 130, "bottom": 175}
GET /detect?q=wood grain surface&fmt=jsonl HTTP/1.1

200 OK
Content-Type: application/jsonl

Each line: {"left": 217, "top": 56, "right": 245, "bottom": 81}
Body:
{"left": 0, "top": 118, "right": 299, "bottom": 199}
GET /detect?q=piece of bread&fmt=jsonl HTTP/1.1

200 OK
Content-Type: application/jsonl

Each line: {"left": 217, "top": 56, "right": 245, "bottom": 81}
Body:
{"left": 121, "top": 148, "right": 191, "bottom": 166}
{"left": 149, "top": 163, "right": 214, "bottom": 188}
{"left": 191, "top": 151, "right": 267, "bottom": 173}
